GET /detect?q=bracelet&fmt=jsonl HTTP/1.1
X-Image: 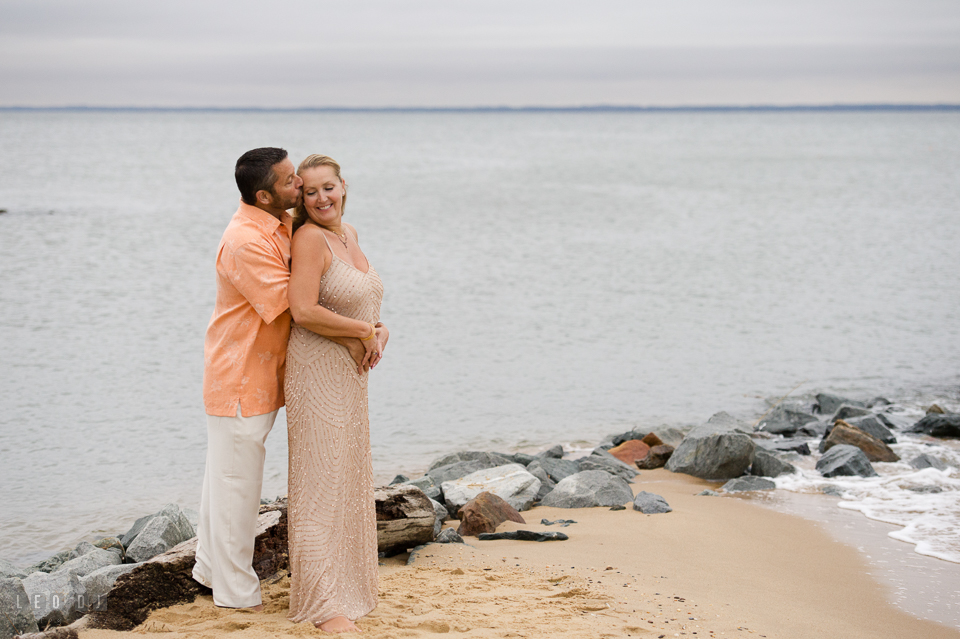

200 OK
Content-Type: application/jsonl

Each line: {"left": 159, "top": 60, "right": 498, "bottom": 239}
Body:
{"left": 360, "top": 323, "right": 377, "bottom": 341}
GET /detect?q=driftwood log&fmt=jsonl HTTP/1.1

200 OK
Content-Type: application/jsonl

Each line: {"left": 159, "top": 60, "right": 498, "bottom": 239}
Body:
{"left": 375, "top": 485, "right": 436, "bottom": 556}
{"left": 80, "top": 501, "right": 288, "bottom": 631}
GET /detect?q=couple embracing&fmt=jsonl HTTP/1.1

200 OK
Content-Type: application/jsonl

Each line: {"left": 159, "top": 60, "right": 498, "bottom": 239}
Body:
{"left": 193, "top": 148, "right": 387, "bottom": 633}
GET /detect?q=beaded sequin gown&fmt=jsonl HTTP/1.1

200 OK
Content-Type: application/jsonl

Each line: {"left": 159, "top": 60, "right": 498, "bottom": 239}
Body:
{"left": 284, "top": 238, "right": 383, "bottom": 625}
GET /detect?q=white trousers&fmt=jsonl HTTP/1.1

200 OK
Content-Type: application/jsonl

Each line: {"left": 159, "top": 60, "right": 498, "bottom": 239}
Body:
{"left": 193, "top": 406, "right": 278, "bottom": 608}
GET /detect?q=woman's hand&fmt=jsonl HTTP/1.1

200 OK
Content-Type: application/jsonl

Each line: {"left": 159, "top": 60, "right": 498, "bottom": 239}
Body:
{"left": 371, "top": 323, "right": 389, "bottom": 369}
{"left": 359, "top": 324, "right": 378, "bottom": 371}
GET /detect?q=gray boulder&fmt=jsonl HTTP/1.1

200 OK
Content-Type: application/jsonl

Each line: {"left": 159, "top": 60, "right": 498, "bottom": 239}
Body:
{"left": 389, "top": 474, "right": 409, "bottom": 485}
{"left": 125, "top": 505, "right": 196, "bottom": 564}
{"left": 756, "top": 439, "right": 811, "bottom": 456}
{"left": 426, "top": 460, "right": 490, "bottom": 485}
{"left": 750, "top": 450, "right": 797, "bottom": 478}
{"left": 120, "top": 514, "right": 153, "bottom": 548}
{"left": 440, "top": 464, "right": 541, "bottom": 512}
{"left": 576, "top": 456, "right": 638, "bottom": 482}
{"left": 1, "top": 577, "right": 39, "bottom": 637}
{"left": 611, "top": 429, "right": 648, "bottom": 446}
{"left": 910, "top": 454, "right": 948, "bottom": 471}
{"left": 498, "top": 452, "right": 536, "bottom": 466}
{"left": 834, "top": 405, "right": 871, "bottom": 421}
{"left": 844, "top": 415, "right": 897, "bottom": 444}
{"left": 816, "top": 445, "right": 878, "bottom": 478}
{"left": 535, "top": 457, "right": 581, "bottom": 483}
{"left": 757, "top": 406, "right": 819, "bottom": 436}
{"left": 908, "top": 414, "right": 960, "bottom": 438}
{"left": 0, "top": 560, "right": 26, "bottom": 580}
{"left": 539, "top": 470, "right": 633, "bottom": 508}
{"left": 665, "top": 412, "right": 756, "bottom": 480}
{"left": 632, "top": 492, "right": 672, "bottom": 514}
{"left": 535, "top": 444, "right": 564, "bottom": 459}
{"left": 435, "top": 528, "right": 464, "bottom": 544}
{"left": 404, "top": 475, "right": 441, "bottom": 501}
{"left": 56, "top": 548, "right": 121, "bottom": 578}
{"left": 21, "top": 570, "right": 85, "bottom": 627}
{"left": 816, "top": 393, "right": 864, "bottom": 415}
{"left": 721, "top": 476, "right": 776, "bottom": 492}
{"left": 79, "top": 563, "right": 139, "bottom": 613}
{"left": 526, "top": 463, "right": 555, "bottom": 501}
{"left": 427, "top": 451, "right": 513, "bottom": 471}
{"left": 26, "top": 550, "right": 75, "bottom": 575}
{"left": 429, "top": 499, "right": 449, "bottom": 538}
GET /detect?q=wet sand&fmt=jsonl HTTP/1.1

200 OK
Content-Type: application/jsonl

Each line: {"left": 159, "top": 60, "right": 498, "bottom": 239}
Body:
{"left": 82, "top": 470, "right": 960, "bottom": 638}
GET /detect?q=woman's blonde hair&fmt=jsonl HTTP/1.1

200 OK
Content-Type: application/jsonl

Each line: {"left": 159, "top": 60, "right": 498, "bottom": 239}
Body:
{"left": 293, "top": 154, "right": 346, "bottom": 233}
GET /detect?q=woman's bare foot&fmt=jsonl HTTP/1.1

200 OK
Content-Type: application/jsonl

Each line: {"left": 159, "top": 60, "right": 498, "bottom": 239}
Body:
{"left": 315, "top": 616, "right": 360, "bottom": 633}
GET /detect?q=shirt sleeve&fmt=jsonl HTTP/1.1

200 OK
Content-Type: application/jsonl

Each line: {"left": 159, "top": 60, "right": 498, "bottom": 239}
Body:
{"left": 220, "top": 238, "right": 290, "bottom": 324}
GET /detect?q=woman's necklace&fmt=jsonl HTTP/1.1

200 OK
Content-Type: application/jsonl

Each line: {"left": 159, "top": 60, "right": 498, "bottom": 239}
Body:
{"left": 328, "top": 227, "right": 348, "bottom": 250}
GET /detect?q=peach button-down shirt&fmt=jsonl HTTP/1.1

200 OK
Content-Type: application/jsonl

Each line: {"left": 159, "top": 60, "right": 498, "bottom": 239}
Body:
{"left": 203, "top": 201, "right": 293, "bottom": 417}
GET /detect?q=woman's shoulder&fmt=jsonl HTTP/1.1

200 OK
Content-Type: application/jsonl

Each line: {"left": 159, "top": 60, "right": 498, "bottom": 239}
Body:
{"left": 291, "top": 223, "right": 331, "bottom": 253}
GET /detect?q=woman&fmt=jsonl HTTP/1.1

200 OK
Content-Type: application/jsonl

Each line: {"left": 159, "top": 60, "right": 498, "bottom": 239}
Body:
{"left": 284, "top": 154, "right": 387, "bottom": 633}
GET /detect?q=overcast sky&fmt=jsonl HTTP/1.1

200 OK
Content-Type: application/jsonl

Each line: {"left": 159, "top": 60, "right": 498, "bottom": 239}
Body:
{"left": 1, "top": 0, "right": 958, "bottom": 107}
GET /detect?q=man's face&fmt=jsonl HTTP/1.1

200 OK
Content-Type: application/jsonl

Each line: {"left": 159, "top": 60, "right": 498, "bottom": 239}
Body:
{"left": 265, "top": 159, "right": 302, "bottom": 210}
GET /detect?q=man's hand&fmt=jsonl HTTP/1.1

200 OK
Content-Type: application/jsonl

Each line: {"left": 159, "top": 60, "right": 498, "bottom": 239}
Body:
{"left": 327, "top": 336, "right": 367, "bottom": 374}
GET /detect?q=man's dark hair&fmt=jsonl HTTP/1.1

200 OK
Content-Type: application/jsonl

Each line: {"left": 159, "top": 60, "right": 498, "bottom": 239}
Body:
{"left": 235, "top": 147, "right": 289, "bottom": 205}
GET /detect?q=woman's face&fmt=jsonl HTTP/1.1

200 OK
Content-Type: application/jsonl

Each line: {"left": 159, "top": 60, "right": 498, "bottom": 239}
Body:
{"left": 300, "top": 165, "right": 345, "bottom": 227}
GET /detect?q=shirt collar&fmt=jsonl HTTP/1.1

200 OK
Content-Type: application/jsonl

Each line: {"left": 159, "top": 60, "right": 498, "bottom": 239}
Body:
{"left": 236, "top": 199, "right": 292, "bottom": 234}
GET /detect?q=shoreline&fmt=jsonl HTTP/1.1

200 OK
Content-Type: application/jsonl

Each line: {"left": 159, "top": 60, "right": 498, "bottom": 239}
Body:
{"left": 79, "top": 471, "right": 960, "bottom": 638}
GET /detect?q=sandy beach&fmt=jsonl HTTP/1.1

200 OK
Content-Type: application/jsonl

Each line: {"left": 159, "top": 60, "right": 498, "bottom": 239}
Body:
{"left": 79, "top": 470, "right": 959, "bottom": 639}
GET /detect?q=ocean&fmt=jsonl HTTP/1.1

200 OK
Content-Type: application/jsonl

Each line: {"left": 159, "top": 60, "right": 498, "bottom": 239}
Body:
{"left": 1, "top": 108, "right": 958, "bottom": 622}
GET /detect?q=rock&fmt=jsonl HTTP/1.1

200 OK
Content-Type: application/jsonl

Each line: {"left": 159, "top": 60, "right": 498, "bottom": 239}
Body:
{"left": 427, "top": 451, "right": 513, "bottom": 471}
{"left": 0, "top": 560, "right": 26, "bottom": 579}
{"left": 456, "top": 492, "right": 525, "bottom": 537}
{"left": 576, "top": 455, "right": 639, "bottom": 481}
{"left": 535, "top": 445, "right": 564, "bottom": 459}
{"left": 816, "top": 393, "right": 864, "bottom": 415}
{"left": 697, "top": 490, "right": 719, "bottom": 496}
{"left": 435, "top": 528, "right": 464, "bottom": 544}
{"left": 866, "top": 397, "right": 892, "bottom": 408}
{"left": 609, "top": 505, "right": 626, "bottom": 510}
{"left": 721, "top": 476, "right": 776, "bottom": 492}
{"left": 834, "top": 405, "right": 871, "bottom": 421}
{"left": 750, "top": 450, "right": 797, "bottom": 478}
{"left": 756, "top": 439, "right": 811, "bottom": 455}
{"left": 1, "top": 576, "right": 40, "bottom": 637}
{"left": 635, "top": 444, "right": 675, "bottom": 470}
{"left": 611, "top": 430, "right": 647, "bottom": 446}
{"left": 820, "top": 420, "right": 899, "bottom": 463}
{"left": 821, "top": 485, "right": 844, "bottom": 496}
{"left": 78, "top": 564, "right": 138, "bottom": 612}
{"left": 641, "top": 432, "right": 664, "bottom": 447}
{"left": 908, "top": 414, "right": 960, "bottom": 438}
{"left": 926, "top": 404, "right": 946, "bottom": 414}
{"left": 844, "top": 415, "right": 897, "bottom": 444}
{"left": 664, "top": 412, "right": 756, "bottom": 480}
{"left": 540, "top": 519, "right": 577, "bottom": 527}
{"left": 539, "top": 470, "right": 633, "bottom": 508}
{"left": 816, "top": 445, "right": 878, "bottom": 478}
{"left": 84, "top": 504, "right": 287, "bottom": 630}
{"left": 125, "top": 505, "right": 196, "bottom": 564}
{"left": 756, "top": 406, "right": 820, "bottom": 436}
{"left": 535, "top": 457, "right": 581, "bottom": 483}
{"left": 403, "top": 475, "right": 441, "bottom": 501}
{"left": 55, "top": 549, "right": 121, "bottom": 578}
{"left": 441, "top": 464, "right": 541, "bottom": 512}
{"left": 632, "top": 492, "right": 672, "bottom": 514}
{"left": 525, "top": 463, "right": 556, "bottom": 501}
{"left": 21, "top": 570, "right": 86, "bottom": 627}
{"left": 119, "top": 514, "right": 152, "bottom": 549}
{"left": 375, "top": 485, "right": 436, "bottom": 556}
{"left": 608, "top": 440, "right": 651, "bottom": 465}
{"left": 429, "top": 499, "right": 449, "bottom": 538}
{"left": 477, "top": 531, "right": 568, "bottom": 542}
{"left": 27, "top": 550, "right": 75, "bottom": 575}
{"left": 426, "top": 460, "right": 491, "bottom": 486}
{"left": 93, "top": 538, "right": 124, "bottom": 561}
{"left": 389, "top": 474, "right": 409, "bottom": 485}
{"left": 910, "top": 454, "right": 948, "bottom": 471}
{"left": 908, "top": 485, "right": 943, "bottom": 494}
{"left": 499, "top": 452, "right": 536, "bottom": 466}
{"left": 797, "top": 420, "right": 828, "bottom": 438}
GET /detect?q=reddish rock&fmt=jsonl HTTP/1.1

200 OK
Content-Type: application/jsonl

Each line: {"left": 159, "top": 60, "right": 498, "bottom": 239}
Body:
{"left": 823, "top": 421, "right": 900, "bottom": 463}
{"left": 641, "top": 432, "right": 664, "bottom": 448}
{"left": 608, "top": 440, "right": 651, "bottom": 465}
{"left": 457, "top": 492, "right": 525, "bottom": 537}
{"left": 636, "top": 444, "right": 675, "bottom": 470}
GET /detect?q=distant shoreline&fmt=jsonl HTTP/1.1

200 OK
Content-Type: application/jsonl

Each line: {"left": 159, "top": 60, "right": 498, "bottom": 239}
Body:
{"left": 2, "top": 104, "right": 960, "bottom": 113}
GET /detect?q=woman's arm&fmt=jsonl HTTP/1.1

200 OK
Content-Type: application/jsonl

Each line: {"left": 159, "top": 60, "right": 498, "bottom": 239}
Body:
{"left": 288, "top": 225, "right": 379, "bottom": 369}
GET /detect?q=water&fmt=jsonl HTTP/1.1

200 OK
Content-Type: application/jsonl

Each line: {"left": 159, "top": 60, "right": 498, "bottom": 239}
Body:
{"left": 1, "top": 110, "right": 959, "bottom": 580}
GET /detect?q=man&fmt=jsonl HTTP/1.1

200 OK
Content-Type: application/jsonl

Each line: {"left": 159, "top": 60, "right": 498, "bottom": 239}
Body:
{"left": 193, "top": 147, "right": 364, "bottom": 609}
